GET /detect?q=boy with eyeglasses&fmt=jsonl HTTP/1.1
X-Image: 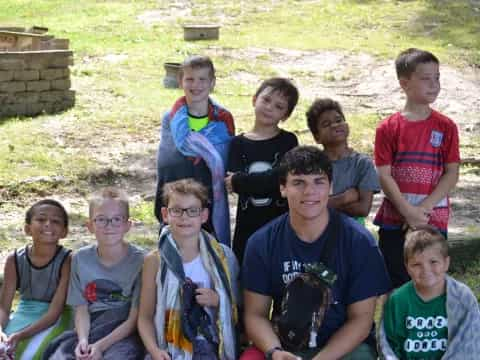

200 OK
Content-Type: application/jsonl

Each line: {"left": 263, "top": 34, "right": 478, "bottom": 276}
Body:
{"left": 138, "top": 179, "right": 239, "bottom": 360}
{"left": 44, "top": 187, "right": 145, "bottom": 359}
{"left": 306, "top": 98, "right": 380, "bottom": 224}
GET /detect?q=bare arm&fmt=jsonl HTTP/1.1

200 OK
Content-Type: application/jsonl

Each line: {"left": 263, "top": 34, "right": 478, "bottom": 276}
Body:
{"left": 313, "top": 296, "right": 377, "bottom": 360}
{"left": 329, "top": 189, "right": 374, "bottom": 218}
{"left": 75, "top": 304, "right": 91, "bottom": 344}
{"left": 377, "top": 165, "right": 429, "bottom": 228}
{"left": 138, "top": 252, "right": 170, "bottom": 359}
{"left": 0, "top": 254, "right": 17, "bottom": 339}
{"left": 244, "top": 290, "right": 298, "bottom": 360}
{"left": 9, "top": 254, "right": 71, "bottom": 344}
{"left": 420, "top": 162, "right": 459, "bottom": 212}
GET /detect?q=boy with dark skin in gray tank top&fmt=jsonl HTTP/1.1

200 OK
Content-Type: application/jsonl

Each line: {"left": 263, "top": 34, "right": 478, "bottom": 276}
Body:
{"left": 0, "top": 199, "right": 72, "bottom": 359}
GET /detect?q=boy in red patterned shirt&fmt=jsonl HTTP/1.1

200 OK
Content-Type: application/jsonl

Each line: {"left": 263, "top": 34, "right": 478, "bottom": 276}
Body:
{"left": 374, "top": 48, "right": 460, "bottom": 288}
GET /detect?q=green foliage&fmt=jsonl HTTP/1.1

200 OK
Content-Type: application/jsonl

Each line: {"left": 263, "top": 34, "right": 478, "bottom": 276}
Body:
{"left": 0, "top": 0, "right": 479, "bottom": 295}
{"left": 130, "top": 201, "right": 156, "bottom": 226}
{"left": 0, "top": 119, "right": 90, "bottom": 186}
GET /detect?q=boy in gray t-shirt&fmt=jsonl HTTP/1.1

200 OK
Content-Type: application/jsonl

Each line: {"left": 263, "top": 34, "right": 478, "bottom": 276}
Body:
{"left": 307, "top": 98, "right": 380, "bottom": 223}
{"left": 44, "top": 187, "right": 145, "bottom": 360}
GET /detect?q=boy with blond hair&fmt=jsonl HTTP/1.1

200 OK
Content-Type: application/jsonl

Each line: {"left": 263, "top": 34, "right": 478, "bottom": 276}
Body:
{"left": 138, "top": 179, "right": 239, "bottom": 360}
{"left": 374, "top": 48, "right": 460, "bottom": 288}
{"left": 379, "top": 227, "right": 480, "bottom": 359}
{"left": 44, "top": 187, "right": 145, "bottom": 359}
{"left": 155, "top": 55, "right": 235, "bottom": 246}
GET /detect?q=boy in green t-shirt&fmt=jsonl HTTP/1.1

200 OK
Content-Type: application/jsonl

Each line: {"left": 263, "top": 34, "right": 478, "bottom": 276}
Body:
{"left": 379, "top": 226, "right": 480, "bottom": 359}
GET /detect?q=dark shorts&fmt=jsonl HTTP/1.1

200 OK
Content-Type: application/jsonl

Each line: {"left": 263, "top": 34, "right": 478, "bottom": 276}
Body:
{"left": 378, "top": 228, "right": 410, "bottom": 289}
{"left": 240, "top": 343, "right": 376, "bottom": 360}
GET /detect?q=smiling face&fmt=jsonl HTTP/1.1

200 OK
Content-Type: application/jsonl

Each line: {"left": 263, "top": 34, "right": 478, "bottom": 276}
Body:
{"left": 400, "top": 62, "right": 440, "bottom": 105}
{"left": 25, "top": 204, "right": 68, "bottom": 245}
{"left": 406, "top": 244, "right": 450, "bottom": 299}
{"left": 253, "top": 87, "right": 290, "bottom": 127}
{"left": 313, "top": 109, "right": 349, "bottom": 146}
{"left": 161, "top": 193, "right": 208, "bottom": 241}
{"left": 180, "top": 66, "right": 215, "bottom": 107}
{"left": 87, "top": 199, "right": 131, "bottom": 247}
{"left": 280, "top": 172, "right": 330, "bottom": 224}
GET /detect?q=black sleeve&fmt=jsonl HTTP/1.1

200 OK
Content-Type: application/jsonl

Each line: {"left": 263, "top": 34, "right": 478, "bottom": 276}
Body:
{"left": 231, "top": 133, "right": 298, "bottom": 196}
{"left": 227, "top": 136, "right": 244, "bottom": 173}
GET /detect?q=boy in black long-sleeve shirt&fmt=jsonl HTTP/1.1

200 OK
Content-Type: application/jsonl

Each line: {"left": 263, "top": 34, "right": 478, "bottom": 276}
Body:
{"left": 225, "top": 78, "right": 299, "bottom": 263}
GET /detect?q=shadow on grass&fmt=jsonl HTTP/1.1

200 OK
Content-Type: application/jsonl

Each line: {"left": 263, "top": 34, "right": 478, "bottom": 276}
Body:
{"left": 399, "top": 0, "right": 479, "bottom": 65}
{"left": 450, "top": 238, "right": 480, "bottom": 273}
{"left": 348, "top": 0, "right": 480, "bottom": 65}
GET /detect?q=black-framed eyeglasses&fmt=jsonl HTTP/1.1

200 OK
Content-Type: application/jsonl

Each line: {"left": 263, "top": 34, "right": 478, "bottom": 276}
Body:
{"left": 93, "top": 216, "right": 126, "bottom": 227}
{"left": 167, "top": 207, "right": 202, "bottom": 218}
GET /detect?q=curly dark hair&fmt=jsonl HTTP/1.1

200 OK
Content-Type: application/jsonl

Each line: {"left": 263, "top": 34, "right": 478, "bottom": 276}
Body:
{"left": 278, "top": 146, "right": 332, "bottom": 185}
{"left": 306, "top": 98, "right": 345, "bottom": 136}
{"left": 25, "top": 199, "right": 68, "bottom": 227}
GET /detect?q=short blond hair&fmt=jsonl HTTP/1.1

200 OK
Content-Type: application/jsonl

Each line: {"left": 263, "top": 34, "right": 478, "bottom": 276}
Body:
{"left": 88, "top": 187, "right": 129, "bottom": 218}
{"left": 404, "top": 226, "right": 448, "bottom": 263}
{"left": 179, "top": 55, "right": 215, "bottom": 80}
{"left": 162, "top": 179, "right": 209, "bottom": 208}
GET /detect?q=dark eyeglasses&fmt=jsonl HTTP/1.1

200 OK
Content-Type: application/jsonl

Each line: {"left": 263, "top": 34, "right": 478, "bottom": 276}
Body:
{"left": 93, "top": 216, "right": 126, "bottom": 227}
{"left": 167, "top": 207, "right": 202, "bottom": 218}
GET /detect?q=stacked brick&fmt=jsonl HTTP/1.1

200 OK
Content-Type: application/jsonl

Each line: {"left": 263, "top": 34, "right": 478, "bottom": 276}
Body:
{"left": 0, "top": 50, "right": 74, "bottom": 118}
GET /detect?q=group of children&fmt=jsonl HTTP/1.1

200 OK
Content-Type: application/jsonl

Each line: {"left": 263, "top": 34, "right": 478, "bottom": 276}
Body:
{"left": 0, "top": 47, "right": 477, "bottom": 360}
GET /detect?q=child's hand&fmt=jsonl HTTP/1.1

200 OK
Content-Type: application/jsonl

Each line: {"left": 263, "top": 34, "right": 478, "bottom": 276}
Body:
{"left": 195, "top": 287, "right": 220, "bottom": 308}
{"left": 75, "top": 339, "right": 90, "bottom": 360}
{"left": 224, "top": 172, "right": 234, "bottom": 193}
{"left": 193, "top": 156, "right": 202, "bottom": 166}
{"left": 271, "top": 349, "right": 302, "bottom": 359}
{"left": 86, "top": 343, "right": 102, "bottom": 360}
{"left": 404, "top": 204, "right": 430, "bottom": 229}
{"left": 6, "top": 332, "right": 21, "bottom": 351}
{"left": 151, "top": 349, "right": 171, "bottom": 360}
{"left": 0, "top": 341, "right": 9, "bottom": 358}
{"left": 0, "top": 331, "right": 8, "bottom": 343}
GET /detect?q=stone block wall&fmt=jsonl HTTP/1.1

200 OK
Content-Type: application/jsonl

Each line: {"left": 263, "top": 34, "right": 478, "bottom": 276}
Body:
{"left": 0, "top": 50, "right": 74, "bottom": 118}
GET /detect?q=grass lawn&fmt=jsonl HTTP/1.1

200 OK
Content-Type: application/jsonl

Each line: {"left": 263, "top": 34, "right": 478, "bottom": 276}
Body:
{"left": 1, "top": 0, "right": 480, "bottom": 296}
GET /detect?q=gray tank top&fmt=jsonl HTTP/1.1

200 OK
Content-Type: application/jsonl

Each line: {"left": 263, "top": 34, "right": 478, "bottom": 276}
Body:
{"left": 15, "top": 246, "right": 71, "bottom": 302}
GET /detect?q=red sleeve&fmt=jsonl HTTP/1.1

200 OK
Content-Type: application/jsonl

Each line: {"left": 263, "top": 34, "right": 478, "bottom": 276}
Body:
{"left": 208, "top": 102, "right": 235, "bottom": 136}
{"left": 443, "top": 120, "right": 460, "bottom": 163}
{"left": 221, "top": 109, "right": 235, "bottom": 136}
{"left": 374, "top": 118, "right": 395, "bottom": 166}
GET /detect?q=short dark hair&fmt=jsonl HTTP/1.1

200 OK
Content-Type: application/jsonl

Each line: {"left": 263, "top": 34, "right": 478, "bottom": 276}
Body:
{"left": 404, "top": 225, "right": 449, "bottom": 263}
{"left": 395, "top": 48, "right": 439, "bottom": 79}
{"left": 306, "top": 98, "right": 345, "bottom": 136}
{"left": 162, "top": 178, "right": 209, "bottom": 208}
{"left": 254, "top": 77, "right": 299, "bottom": 118}
{"left": 179, "top": 55, "right": 215, "bottom": 80}
{"left": 25, "top": 199, "right": 69, "bottom": 227}
{"left": 278, "top": 146, "right": 333, "bottom": 185}
{"left": 89, "top": 187, "right": 130, "bottom": 219}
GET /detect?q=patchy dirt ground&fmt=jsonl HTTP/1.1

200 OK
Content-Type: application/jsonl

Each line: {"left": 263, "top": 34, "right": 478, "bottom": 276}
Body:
{"left": 1, "top": 4, "right": 479, "bottom": 269}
